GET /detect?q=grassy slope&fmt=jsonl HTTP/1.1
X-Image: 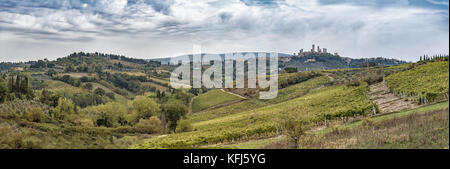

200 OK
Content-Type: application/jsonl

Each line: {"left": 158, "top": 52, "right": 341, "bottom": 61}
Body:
{"left": 90, "top": 83, "right": 128, "bottom": 102}
{"left": 191, "top": 89, "right": 244, "bottom": 113}
{"left": 43, "top": 80, "right": 87, "bottom": 95}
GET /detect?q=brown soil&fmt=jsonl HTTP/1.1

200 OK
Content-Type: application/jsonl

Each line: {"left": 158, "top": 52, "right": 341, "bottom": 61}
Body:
{"left": 369, "top": 81, "right": 419, "bottom": 114}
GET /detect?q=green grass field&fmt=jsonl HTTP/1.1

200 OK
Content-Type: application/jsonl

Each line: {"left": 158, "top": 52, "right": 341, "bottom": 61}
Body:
{"left": 191, "top": 89, "right": 244, "bottom": 113}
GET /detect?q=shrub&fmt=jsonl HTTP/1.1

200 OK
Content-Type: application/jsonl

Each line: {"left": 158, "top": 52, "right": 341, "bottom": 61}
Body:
{"left": 360, "top": 118, "right": 374, "bottom": 128}
{"left": 94, "top": 88, "right": 106, "bottom": 96}
{"left": 135, "top": 117, "right": 162, "bottom": 134}
{"left": 175, "top": 119, "right": 193, "bottom": 133}
{"left": 163, "top": 103, "right": 188, "bottom": 132}
{"left": 106, "top": 92, "right": 115, "bottom": 100}
{"left": 82, "top": 83, "right": 93, "bottom": 90}
{"left": 132, "top": 96, "right": 161, "bottom": 124}
{"left": 53, "top": 97, "right": 76, "bottom": 120}
{"left": 23, "top": 107, "right": 46, "bottom": 123}
{"left": 74, "top": 118, "right": 94, "bottom": 127}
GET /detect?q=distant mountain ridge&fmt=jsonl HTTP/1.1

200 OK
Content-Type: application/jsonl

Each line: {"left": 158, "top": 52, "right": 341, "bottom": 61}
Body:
{"left": 149, "top": 52, "right": 291, "bottom": 65}
{"left": 149, "top": 52, "right": 408, "bottom": 71}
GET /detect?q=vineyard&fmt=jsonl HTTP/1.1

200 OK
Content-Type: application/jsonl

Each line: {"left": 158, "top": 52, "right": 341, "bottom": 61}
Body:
{"left": 135, "top": 82, "right": 375, "bottom": 149}
{"left": 386, "top": 61, "right": 449, "bottom": 104}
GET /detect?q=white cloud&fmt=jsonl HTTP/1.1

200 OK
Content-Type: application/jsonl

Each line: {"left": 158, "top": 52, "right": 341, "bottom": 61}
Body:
{"left": 426, "top": 0, "right": 449, "bottom": 6}
{"left": 0, "top": 0, "right": 448, "bottom": 62}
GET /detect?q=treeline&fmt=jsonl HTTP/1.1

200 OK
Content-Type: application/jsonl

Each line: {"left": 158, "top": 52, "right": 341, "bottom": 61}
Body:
{"left": 419, "top": 54, "right": 449, "bottom": 62}
{"left": 0, "top": 73, "right": 35, "bottom": 102}
{"left": 0, "top": 62, "right": 25, "bottom": 72}
{"left": 279, "top": 71, "right": 322, "bottom": 88}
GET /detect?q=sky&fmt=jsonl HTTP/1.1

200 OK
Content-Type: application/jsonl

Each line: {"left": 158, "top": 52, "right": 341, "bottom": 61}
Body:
{"left": 0, "top": 0, "right": 448, "bottom": 62}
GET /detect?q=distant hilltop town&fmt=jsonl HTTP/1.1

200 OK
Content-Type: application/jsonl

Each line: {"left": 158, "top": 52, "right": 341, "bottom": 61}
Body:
{"left": 293, "top": 44, "right": 339, "bottom": 57}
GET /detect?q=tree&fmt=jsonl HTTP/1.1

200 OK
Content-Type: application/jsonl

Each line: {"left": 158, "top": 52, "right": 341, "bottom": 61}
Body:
{"left": 46, "top": 69, "right": 57, "bottom": 77}
{"left": 94, "top": 87, "right": 106, "bottom": 96}
{"left": 188, "top": 87, "right": 199, "bottom": 96}
{"left": 277, "top": 111, "right": 310, "bottom": 149}
{"left": 284, "top": 67, "right": 298, "bottom": 73}
{"left": 92, "top": 102, "right": 127, "bottom": 127}
{"left": 105, "top": 92, "right": 115, "bottom": 100}
{"left": 0, "top": 77, "right": 8, "bottom": 103}
{"left": 132, "top": 96, "right": 161, "bottom": 124}
{"left": 53, "top": 97, "right": 76, "bottom": 120}
{"left": 82, "top": 83, "right": 93, "bottom": 91}
{"left": 163, "top": 104, "right": 188, "bottom": 133}
{"left": 40, "top": 89, "right": 60, "bottom": 107}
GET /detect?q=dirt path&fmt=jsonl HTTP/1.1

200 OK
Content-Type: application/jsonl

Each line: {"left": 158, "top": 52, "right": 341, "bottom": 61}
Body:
{"left": 323, "top": 73, "right": 335, "bottom": 82}
{"left": 188, "top": 89, "right": 246, "bottom": 114}
{"left": 188, "top": 96, "right": 196, "bottom": 114}
{"left": 220, "top": 89, "right": 247, "bottom": 99}
{"left": 369, "top": 81, "right": 418, "bottom": 114}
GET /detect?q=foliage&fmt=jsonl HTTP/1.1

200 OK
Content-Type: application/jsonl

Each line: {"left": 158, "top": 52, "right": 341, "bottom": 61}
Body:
{"left": 278, "top": 71, "right": 321, "bottom": 88}
{"left": 135, "top": 117, "right": 162, "bottom": 134}
{"left": 386, "top": 61, "right": 449, "bottom": 104}
{"left": 132, "top": 96, "right": 161, "bottom": 124}
{"left": 283, "top": 67, "right": 298, "bottom": 73}
{"left": 176, "top": 119, "right": 194, "bottom": 133}
{"left": 136, "top": 83, "right": 375, "bottom": 149}
{"left": 94, "top": 87, "right": 106, "bottom": 96}
{"left": 23, "top": 107, "right": 47, "bottom": 123}
{"left": 0, "top": 77, "right": 8, "bottom": 103}
{"left": 53, "top": 97, "right": 76, "bottom": 120}
{"left": 82, "top": 83, "right": 93, "bottom": 90}
{"left": 277, "top": 111, "right": 310, "bottom": 149}
{"left": 163, "top": 103, "right": 188, "bottom": 133}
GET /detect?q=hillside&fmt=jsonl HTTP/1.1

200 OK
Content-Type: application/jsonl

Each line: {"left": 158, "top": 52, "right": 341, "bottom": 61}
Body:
{"left": 0, "top": 51, "right": 448, "bottom": 149}
{"left": 280, "top": 53, "right": 407, "bottom": 71}
{"left": 150, "top": 52, "right": 407, "bottom": 71}
{"left": 135, "top": 60, "right": 448, "bottom": 149}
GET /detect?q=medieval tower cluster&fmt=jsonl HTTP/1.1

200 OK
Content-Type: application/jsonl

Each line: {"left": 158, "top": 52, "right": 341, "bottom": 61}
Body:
{"left": 293, "top": 44, "right": 338, "bottom": 57}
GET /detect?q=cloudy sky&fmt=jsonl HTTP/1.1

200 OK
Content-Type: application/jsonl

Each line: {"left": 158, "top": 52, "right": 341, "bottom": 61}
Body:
{"left": 0, "top": 0, "right": 448, "bottom": 62}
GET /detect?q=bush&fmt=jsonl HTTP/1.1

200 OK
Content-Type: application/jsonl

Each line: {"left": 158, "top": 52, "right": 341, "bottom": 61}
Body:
{"left": 23, "top": 107, "right": 46, "bottom": 123}
{"left": 94, "top": 88, "right": 106, "bottom": 96}
{"left": 82, "top": 83, "right": 93, "bottom": 90}
{"left": 74, "top": 118, "right": 94, "bottom": 127}
{"left": 175, "top": 119, "right": 193, "bottom": 133}
{"left": 346, "top": 80, "right": 361, "bottom": 87}
{"left": 132, "top": 96, "right": 161, "bottom": 124}
{"left": 53, "top": 97, "right": 76, "bottom": 120}
{"left": 135, "top": 117, "right": 162, "bottom": 134}
{"left": 360, "top": 118, "right": 374, "bottom": 128}
{"left": 106, "top": 92, "right": 115, "bottom": 100}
